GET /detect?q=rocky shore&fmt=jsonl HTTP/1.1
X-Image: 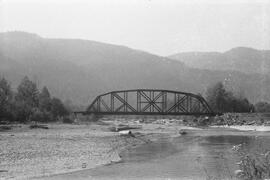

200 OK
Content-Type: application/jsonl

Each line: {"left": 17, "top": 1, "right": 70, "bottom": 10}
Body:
{"left": 0, "top": 123, "right": 146, "bottom": 179}
{"left": 1, "top": 114, "right": 270, "bottom": 179}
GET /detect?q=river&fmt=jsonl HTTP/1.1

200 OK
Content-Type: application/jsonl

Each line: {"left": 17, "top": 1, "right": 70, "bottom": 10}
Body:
{"left": 88, "top": 129, "right": 270, "bottom": 180}
{"left": 41, "top": 127, "right": 270, "bottom": 180}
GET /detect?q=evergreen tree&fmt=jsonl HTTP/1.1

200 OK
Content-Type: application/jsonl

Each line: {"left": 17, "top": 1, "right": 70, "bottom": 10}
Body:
{"left": 206, "top": 82, "right": 253, "bottom": 113}
{"left": 39, "top": 86, "right": 51, "bottom": 112}
{"left": 16, "top": 76, "right": 39, "bottom": 107}
{"left": 206, "top": 82, "right": 230, "bottom": 112}
{"left": 0, "top": 77, "right": 13, "bottom": 121}
{"left": 15, "top": 76, "right": 39, "bottom": 122}
{"left": 255, "top": 102, "right": 270, "bottom": 112}
{"left": 51, "top": 97, "right": 69, "bottom": 118}
{"left": 0, "top": 76, "right": 70, "bottom": 123}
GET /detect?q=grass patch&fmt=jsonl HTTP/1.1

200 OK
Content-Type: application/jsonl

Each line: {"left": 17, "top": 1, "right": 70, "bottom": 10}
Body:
{"left": 108, "top": 125, "right": 142, "bottom": 132}
{"left": 29, "top": 124, "right": 49, "bottom": 129}
{"left": 232, "top": 141, "right": 270, "bottom": 179}
{"left": 0, "top": 125, "right": 12, "bottom": 131}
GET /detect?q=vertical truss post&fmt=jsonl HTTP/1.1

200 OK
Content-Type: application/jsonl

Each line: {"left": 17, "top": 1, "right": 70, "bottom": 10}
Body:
{"left": 137, "top": 91, "right": 141, "bottom": 112}
{"left": 165, "top": 92, "right": 167, "bottom": 112}
{"left": 148, "top": 91, "right": 151, "bottom": 112}
{"left": 177, "top": 94, "right": 180, "bottom": 113}
{"left": 124, "top": 92, "right": 127, "bottom": 112}
{"left": 186, "top": 96, "right": 189, "bottom": 112}
{"left": 111, "top": 93, "right": 114, "bottom": 112}
{"left": 123, "top": 92, "right": 126, "bottom": 112}
{"left": 137, "top": 91, "right": 139, "bottom": 112}
{"left": 149, "top": 91, "right": 151, "bottom": 112}
{"left": 97, "top": 97, "right": 100, "bottom": 112}
{"left": 151, "top": 91, "right": 153, "bottom": 112}
{"left": 139, "top": 91, "right": 141, "bottom": 112}
{"left": 164, "top": 91, "right": 167, "bottom": 113}
{"left": 161, "top": 91, "right": 164, "bottom": 113}
{"left": 149, "top": 91, "right": 152, "bottom": 112}
{"left": 190, "top": 96, "right": 192, "bottom": 112}
{"left": 174, "top": 93, "right": 177, "bottom": 113}
{"left": 189, "top": 96, "right": 192, "bottom": 112}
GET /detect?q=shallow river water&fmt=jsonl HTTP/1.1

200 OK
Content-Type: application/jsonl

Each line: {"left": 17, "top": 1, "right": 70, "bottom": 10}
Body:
{"left": 90, "top": 136, "right": 244, "bottom": 179}
{"left": 88, "top": 130, "right": 270, "bottom": 179}
{"left": 43, "top": 128, "right": 270, "bottom": 180}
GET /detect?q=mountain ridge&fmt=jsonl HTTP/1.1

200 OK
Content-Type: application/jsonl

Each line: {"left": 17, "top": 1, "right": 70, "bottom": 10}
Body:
{"left": 0, "top": 31, "right": 269, "bottom": 106}
{"left": 169, "top": 47, "right": 270, "bottom": 74}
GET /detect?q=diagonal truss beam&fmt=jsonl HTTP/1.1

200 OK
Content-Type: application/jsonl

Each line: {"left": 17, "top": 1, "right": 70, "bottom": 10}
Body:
{"left": 100, "top": 98, "right": 111, "bottom": 112}
{"left": 112, "top": 93, "right": 137, "bottom": 112}
{"left": 140, "top": 91, "right": 162, "bottom": 112}
{"left": 115, "top": 104, "right": 125, "bottom": 112}
{"left": 167, "top": 95, "right": 187, "bottom": 113}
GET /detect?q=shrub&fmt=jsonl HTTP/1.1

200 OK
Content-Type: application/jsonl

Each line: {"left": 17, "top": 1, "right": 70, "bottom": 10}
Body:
{"left": 62, "top": 117, "right": 73, "bottom": 124}
{"left": 15, "top": 76, "right": 39, "bottom": 108}
{"left": 29, "top": 124, "right": 49, "bottom": 129}
{"left": 0, "top": 76, "right": 72, "bottom": 123}
{"left": 0, "top": 77, "right": 14, "bottom": 121}
{"left": 206, "top": 82, "right": 253, "bottom": 113}
{"left": 29, "top": 109, "right": 54, "bottom": 123}
{"left": 255, "top": 102, "right": 270, "bottom": 113}
{"left": 232, "top": 143, "right": 270, "bottom": 179}
{"left": 194, "top": 116, "right": 211, "bottom": 126}
{"left": 13, "top": 101, "right": 33, "bottom": 122}
{"left": 51, "top": 98, "right": 69, "bottom": 118}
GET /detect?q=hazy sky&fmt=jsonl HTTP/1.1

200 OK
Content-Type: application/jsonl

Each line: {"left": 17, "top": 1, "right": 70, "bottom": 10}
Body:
{"left": 1, "top": 0, "right": 270, "bottom": 55}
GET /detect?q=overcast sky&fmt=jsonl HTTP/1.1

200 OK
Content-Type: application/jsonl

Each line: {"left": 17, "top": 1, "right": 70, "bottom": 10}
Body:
{"left": 1, "top": 0, "right": 270, "bottom": 56}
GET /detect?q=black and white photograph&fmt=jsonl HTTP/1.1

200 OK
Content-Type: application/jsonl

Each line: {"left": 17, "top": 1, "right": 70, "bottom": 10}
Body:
{"left": 1, "top": 0, "right": 270, "bottom": 179}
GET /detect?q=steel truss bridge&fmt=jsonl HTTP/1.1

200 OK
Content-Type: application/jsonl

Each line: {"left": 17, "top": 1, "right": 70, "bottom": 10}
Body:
{"left": 77, "top": 89, "right": 215, "bottom": 116}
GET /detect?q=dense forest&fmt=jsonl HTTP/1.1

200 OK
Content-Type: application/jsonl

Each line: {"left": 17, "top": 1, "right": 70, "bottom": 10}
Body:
{"left": 1, "top": 76, "right": 270, "bottom": 124}
{"left": 1, "top": 32, "right": 270, "bottom": 106}
{"left": 206, "top": 82, "right": 270, "bottom": 113}
{"left": 0, "top": 76, "right": 69, "bottom": 123}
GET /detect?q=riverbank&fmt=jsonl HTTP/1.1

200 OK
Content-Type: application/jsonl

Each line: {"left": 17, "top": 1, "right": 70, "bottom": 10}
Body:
{"left": 212, "top": 125, "right": 270, "bottom": 132}
{"left": 0, "top": 119, "right": 188, "bottom": 180}
{"left": 37, "top": 123, "right": 270, "bottom": 180}
{"left": 1, "top": 116, "right": 270, "bottom": 179}
{"left": 0, "top": 123, "right": 148, "bottom": 179}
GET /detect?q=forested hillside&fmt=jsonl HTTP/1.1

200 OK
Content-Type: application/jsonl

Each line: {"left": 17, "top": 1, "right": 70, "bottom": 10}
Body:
{"left": 1, "top": 31, "right": 269, "bottom": 107}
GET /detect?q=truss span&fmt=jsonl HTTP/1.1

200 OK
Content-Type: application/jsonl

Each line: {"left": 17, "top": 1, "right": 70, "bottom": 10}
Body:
{"left": 83, "top": 89, "right": 215, "bottom": 116}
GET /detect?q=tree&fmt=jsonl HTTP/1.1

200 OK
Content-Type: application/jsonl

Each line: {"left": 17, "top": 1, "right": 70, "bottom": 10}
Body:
{"left": 255, "top": 102, "right": 270, "bottom": 112}
{"left": 0, "top": 76, "right": 71, "bottom": 123}
{"left": 15, "top": 76, "right": 39, "bottom": 122}
{"left": 206, "top": 82, "right": 230, "bottom": 112}
{"left": 13, "top": 100, "right": 34, "bottom": 122}
{"left": 39, "top": 86, "right": 51, "bottom": 112}
{"left": 206, "top": 82, "right": 253, "bottom": 113}
{"left": 16, "top": 76, "right": 39, "bottom": 107}
{"left": 230, "top": 96, "right": 254, "bottom": 113}
{"left": 0, "top": 77, "right": 13, "bottom": 121}
{"left": 51, "top": 97, "right": 69, "bottom": 118}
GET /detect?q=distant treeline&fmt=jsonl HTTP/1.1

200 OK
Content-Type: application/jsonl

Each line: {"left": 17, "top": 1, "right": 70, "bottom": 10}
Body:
{"left": 206, "top": 82, "right": 270, "bottom": 113}
{"left": 1, "top": 77, "right": 270, "bottom": 123}
{"left": 0, "top": 76, "right": 69, "bottom": 123}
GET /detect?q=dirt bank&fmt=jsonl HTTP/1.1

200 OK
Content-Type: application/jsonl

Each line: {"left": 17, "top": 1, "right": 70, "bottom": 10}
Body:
{"left": 2, "top": 116, "right": 270, "bottom": 180}
{"left": 0, "top": 117, "right": 198, "bottom": 180}
{"left": 0, "top": 123, "right": 146, "bottom": 179}
{"left": 36, "top": 122, "right": 270, "bottom": 180}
